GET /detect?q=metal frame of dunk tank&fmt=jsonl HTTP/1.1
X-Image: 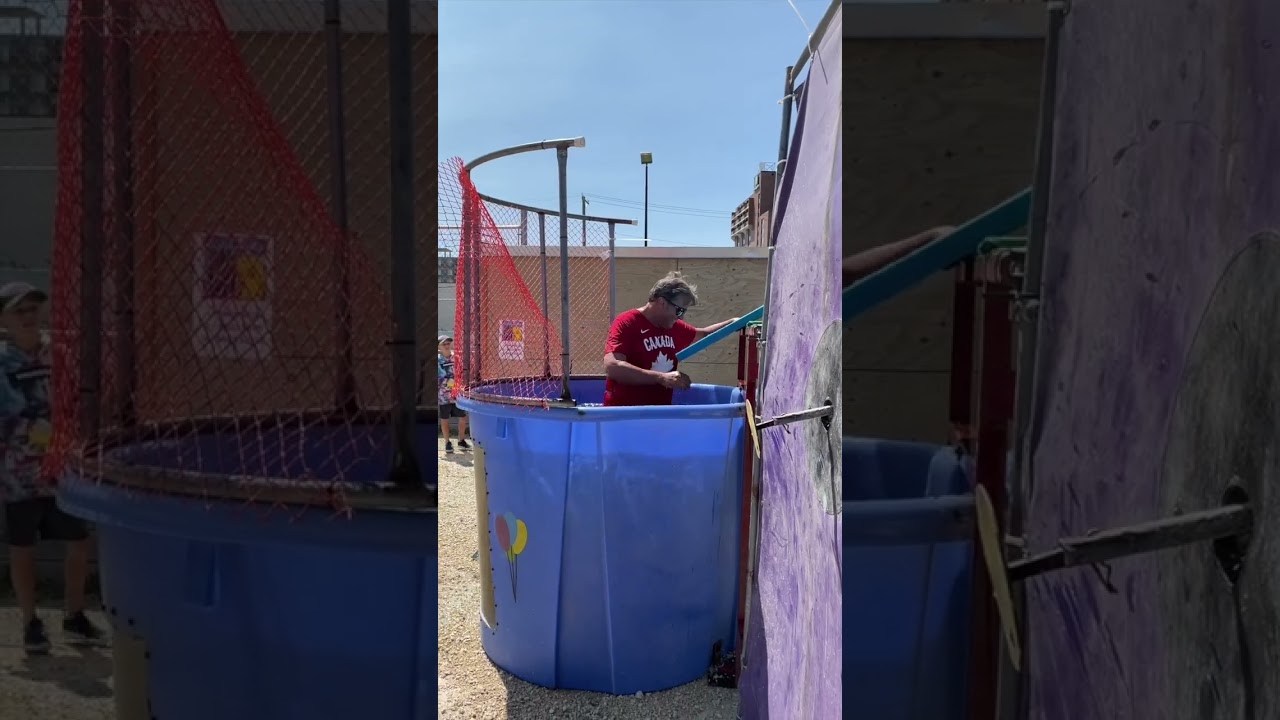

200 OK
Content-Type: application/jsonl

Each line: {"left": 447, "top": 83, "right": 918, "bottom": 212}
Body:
{"left": 68, "top": 0, "right": 436, "bottom": 506}
{"left": 457, "top": 137, "right": 636, "bottom": 404}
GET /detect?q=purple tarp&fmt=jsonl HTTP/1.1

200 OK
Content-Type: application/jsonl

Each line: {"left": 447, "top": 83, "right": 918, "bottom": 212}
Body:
{"left": 1023, "top": 1, "right": 1280, "bottom": 717}
{"left": 738, "top": 7, "right": 842, "bottom": 719}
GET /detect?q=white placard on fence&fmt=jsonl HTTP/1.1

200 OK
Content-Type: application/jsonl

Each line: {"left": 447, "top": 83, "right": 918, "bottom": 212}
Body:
{"left": 191, "top": 233, "right": 274, "bottom": 360}
{"left": 498, "top": 319, "right": 525, "bottom": 361}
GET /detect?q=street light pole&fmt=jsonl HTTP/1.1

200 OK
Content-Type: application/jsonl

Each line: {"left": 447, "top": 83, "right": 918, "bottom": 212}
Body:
{"left": 640, "top": 151, "right": 652, "bottom": 246}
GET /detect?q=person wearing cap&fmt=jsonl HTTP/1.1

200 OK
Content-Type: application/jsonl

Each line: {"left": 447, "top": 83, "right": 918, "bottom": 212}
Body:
{"left": 437, "top": 335, "right": 470, "bottom": 454}
{"left": 602, "top": 271, "right": 741, "bottom": 407}
{"left": 0, "top": 282, "right": 106, "bottom": 653}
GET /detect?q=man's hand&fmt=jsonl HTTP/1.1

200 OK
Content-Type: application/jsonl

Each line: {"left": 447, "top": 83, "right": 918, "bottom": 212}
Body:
{"left": 694, "top": 317, "right": 741, "bottom": 342}
{"left": 657, "top": 371, "right": 692, "bottom": 390}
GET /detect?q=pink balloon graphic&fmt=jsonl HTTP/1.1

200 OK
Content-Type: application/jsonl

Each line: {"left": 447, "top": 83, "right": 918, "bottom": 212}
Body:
{"left": 495, "top": 515, "right": 511, "bottom": 551}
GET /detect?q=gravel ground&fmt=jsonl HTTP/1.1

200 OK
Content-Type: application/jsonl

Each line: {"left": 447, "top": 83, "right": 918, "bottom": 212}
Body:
{"left": 0, "top": 605, "right": 114, "bottom": 720}
{"left": 436, "top": 440, "right": 739, "bottom": 720}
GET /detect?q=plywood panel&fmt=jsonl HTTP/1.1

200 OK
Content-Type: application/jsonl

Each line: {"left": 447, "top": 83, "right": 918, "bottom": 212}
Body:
{"left": 679, "top": 360, "right": 739, "bottom": 389}
{"left": 843, "top": 37, "right": 1042, "bottom": 440}
{"left": 844, "top": 273, "right": 954, "bottom": 373}
{"left": 675, "top": 258, "right": 766, "bottom": 369}
{"left": 843, "top": 370, "right": 951, "bottom": 444}
{"left": 614, "top": 259, "right": 680, "bottom": 318}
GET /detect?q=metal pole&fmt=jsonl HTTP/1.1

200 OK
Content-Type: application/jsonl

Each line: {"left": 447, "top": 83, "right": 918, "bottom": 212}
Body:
{"left": 556, "top": 147, "right": 572, "bottom": 402}
{"left": 775, "top": 67, "right": 795, "bottom": 196}
{"left": 110, "top": 0, "right": 137, "bottom": 428}
{"left": 643, "top": 165, "right": 649, "bottom": 246}
{"left": 581, "top": 195, "right": 587, "bottom": 246}
{"left": 80, "top": 0, "right": 105, "bottom": 442}
{"left": 791, "top": 0, "right": 841, "bottom": 76}
{"left": 325, "top": 0, "right": 356, "bottom": 412}
{"left": 608, "top": 221, "right": 617, "bottom": 320}
{"left": 460, "top": 194, "right": 474, "bottom": 384}
{"left": 539, "top": 213, "right": 550, "bottom": 377}
{"left": 465, "top": 136, "right": 585, "bottom": 172}
{"left": 518, "top": 209, "right": 527, "bottom": 246}
{"left": 464, "top": 137, "right": 586, "bottom": 387}
{"left": 468, "top": 194, "right": 482, "bottom": 383}
{"left": 386, "top": 0, "right": 420, "bottom": 491}
{"left": 999, "top": 4, "right": 1067, "bottom": 719}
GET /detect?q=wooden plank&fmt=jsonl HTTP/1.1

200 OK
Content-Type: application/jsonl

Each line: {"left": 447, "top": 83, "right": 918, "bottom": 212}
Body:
{"left": 843, "top": 370, "right": 951, "bottom": 443}
{"left": 845, "top": 273, "right": 954, "bottom": 372}
{"left": 674, "top": 257, "right": 766, "bottom": 369}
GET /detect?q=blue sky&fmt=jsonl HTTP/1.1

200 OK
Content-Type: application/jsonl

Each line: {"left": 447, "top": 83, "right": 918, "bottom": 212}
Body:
{"left": 438, "top": 0, "right": 831, "bottom": 248}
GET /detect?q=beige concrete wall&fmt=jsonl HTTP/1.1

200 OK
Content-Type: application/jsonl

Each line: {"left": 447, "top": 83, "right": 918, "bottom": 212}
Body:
{"left": 843, "top": 35, "right": 1043, "bottom": 442}
{"left": 0, "top": 118, "right": 56, "bottom": 287}
{"left": 477, "top": 247, "right": 767, "bottom": 389}
{"left": 617, "top": 249, "right": 766, "bottom": 388}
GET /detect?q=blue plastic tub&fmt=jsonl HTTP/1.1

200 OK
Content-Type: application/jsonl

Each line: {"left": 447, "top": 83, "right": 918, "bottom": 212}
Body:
{"left": 842, "top": 437, "right": 974, "bottom": 720}
{"left": 57, "top": 424, "right": 438, "bottom": 720}
{"left": 458, "top": 380, "right": 744, "bottom": 695}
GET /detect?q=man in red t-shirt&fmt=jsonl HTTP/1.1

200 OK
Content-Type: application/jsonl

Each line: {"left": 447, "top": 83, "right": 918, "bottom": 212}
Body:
{"left": 602, "top": 271, "right": 739, "bottom": 406}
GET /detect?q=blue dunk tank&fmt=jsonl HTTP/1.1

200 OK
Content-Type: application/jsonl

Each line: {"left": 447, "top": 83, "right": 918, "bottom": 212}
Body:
{"left": 443, "top": 151, "right": 747, "bottom": 694}
{"left": 44, "top": 3, "right": 438, "bottom": 717}
{"left": 460, "top": 379, "right": 746, "bottom": 694}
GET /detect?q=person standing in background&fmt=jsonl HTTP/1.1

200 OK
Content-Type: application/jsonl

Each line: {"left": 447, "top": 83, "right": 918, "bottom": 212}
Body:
{"left": 0, "top": 282, "right": 106, "bottom": 653}
{"left": 437, "top": 335, "right": 471, "bottom": 454}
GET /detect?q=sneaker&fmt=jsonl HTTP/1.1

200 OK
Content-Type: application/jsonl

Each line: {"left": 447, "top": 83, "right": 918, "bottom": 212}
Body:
{"left": 444, "top": 441, "right": 454, "bottom": 454}
{"left": 23, "top": 617, "right": 50, "bottom": 654}
{"left": 62, "top": 611, "right": 107, "bottom": 646}
{"left": 458, "top": 439, "right": 471, "bottom": 451}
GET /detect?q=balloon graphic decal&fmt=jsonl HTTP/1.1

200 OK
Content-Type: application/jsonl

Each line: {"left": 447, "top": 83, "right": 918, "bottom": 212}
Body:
{"left": 494, "top": 511, "right": 528, "bottom": 602}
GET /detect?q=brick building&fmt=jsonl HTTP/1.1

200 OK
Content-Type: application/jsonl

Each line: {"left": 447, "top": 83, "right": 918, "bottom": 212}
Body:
{"left": 729, "top": 166, "right": 776, "bottom": 247}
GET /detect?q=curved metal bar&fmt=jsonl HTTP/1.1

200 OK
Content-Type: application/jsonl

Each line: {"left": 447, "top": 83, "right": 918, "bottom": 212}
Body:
{"left": 476, "top": 192, "right": 636, "bottom": 226}
{"left": 464, "top": 137, "right": 585, "bottom": 172}
{"left": 792, "top": 0, "right": 842, "bottom": 81}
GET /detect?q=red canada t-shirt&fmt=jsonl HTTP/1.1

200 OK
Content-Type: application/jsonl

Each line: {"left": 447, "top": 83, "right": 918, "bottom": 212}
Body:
{"left": 603, "top": 309, "right": 698, "bottom": 406}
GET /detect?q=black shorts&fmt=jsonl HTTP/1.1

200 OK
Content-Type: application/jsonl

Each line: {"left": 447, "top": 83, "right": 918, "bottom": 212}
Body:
{"left": 4, "top": 497, "right": 90, "bottom": 547}
{"left": 440, "top": 403, "right": 466, "bottom": 420}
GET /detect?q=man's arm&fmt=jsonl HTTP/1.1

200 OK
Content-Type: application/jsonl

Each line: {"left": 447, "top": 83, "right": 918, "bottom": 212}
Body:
{"left": 693, "top": 317, "right": 739, "bottom": 343}
{"left": 603, "top": 352, "right": 662, "bottom": 385}
{"left": 843, "top": 226, "right": 955, "bottom": 287}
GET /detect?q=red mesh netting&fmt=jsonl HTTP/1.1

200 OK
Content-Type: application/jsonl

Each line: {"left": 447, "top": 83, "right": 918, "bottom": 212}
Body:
{"left": 438, "top": 156, "right": 624, "bottom": 407}
{"left": 44, "top": 0, "right": 436, "bottom": 508}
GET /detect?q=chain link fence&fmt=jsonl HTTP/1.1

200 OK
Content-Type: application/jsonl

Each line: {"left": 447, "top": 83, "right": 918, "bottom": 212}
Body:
{"left": 34, "top": 0, "right": 436, "bottom": 509}
{"left": 438, "top": 153, "right": 636, "bottom": 407}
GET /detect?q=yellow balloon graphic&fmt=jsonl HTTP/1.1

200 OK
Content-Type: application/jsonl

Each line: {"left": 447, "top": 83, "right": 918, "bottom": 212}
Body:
{"left": 27, "top": 420, "right": 52, "bottom": 450}
{"left": 512, "top": 519, "right": 528, "bottom": 556}
{"left": 236, "top": 257, "right": 268, "bottom": 300}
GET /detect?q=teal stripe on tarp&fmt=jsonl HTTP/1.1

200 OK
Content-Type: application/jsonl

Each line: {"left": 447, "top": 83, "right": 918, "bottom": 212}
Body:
{"left": 843, "top": 188, "right": 1032, "bottom": 323}
{"left": 676, "top": 304, "right": 765, "bottom": 361}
